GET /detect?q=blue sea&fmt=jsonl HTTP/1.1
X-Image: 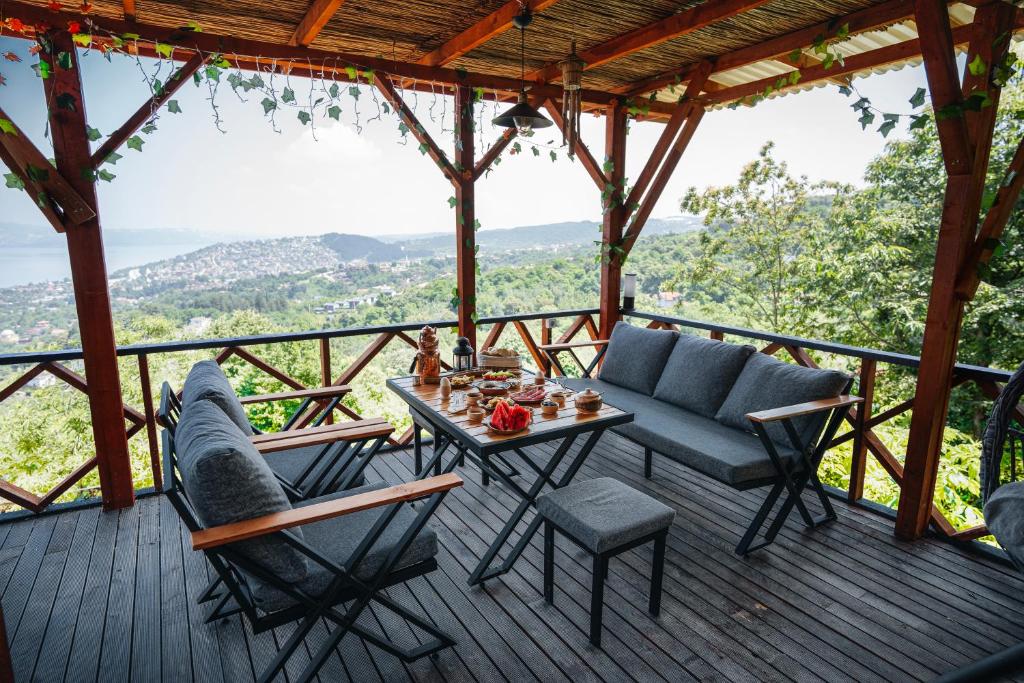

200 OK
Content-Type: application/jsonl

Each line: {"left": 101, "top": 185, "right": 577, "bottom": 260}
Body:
{"left": 0, "top": 243, "right": 208, "bottom": 288}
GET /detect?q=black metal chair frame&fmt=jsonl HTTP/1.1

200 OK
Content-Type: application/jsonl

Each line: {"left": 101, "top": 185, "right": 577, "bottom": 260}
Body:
{"left": 159, "top": 382, "right": 386, "bottom": 501}
{"left": 162, "top": 429, "right": 459, "bottom": 683}
{"left": 542, "top": 518, "right": 667, "bottom": 648}
{"left": 541, "top": 342, "right": 608, "bottom": 379}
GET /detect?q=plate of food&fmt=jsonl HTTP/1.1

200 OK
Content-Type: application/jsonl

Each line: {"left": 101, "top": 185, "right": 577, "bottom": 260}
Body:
{"left": 449, "top": 373, "right": 475, "bottom": 389}
{"left": 481, "top": 370, "right": 518, "bottom": 382}
{"left": 475, "top": 380, "right": 510, "bottom": 396}
{"left": 483, "top": 397, "right": 516, "bottom": 413}
{"left": 508, "top": 386, "right": 548, "bottom": 405}
{"left": 487, "top": 401, "right": 533, "bottom": 435}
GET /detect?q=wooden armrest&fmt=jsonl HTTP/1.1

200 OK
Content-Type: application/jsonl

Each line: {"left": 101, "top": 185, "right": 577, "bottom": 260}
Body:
{"left": 250, "top": 418, "right": 390, "bottom": 445}
{"left": 238, "top": 385, "right": 352, "bottom": 405}
{"left": 254, "top": 419, "right": 394, "bottom": 454}
{"left": 539, "top": 339, "right": 609, "bottom": 352}
{"left": 746, "top": 395, "right": 863, "bottom": 424}
{"left": 192, "top": 473, "right": 463, "bottom": 550}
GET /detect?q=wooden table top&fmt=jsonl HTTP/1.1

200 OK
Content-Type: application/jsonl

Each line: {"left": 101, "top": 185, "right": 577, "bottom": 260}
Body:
{"left": 387, "top": 375, "right": 633, "bottom": 455}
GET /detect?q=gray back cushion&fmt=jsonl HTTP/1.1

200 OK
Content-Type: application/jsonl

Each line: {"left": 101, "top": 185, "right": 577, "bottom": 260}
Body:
{"left": 715, "top": 353, "right": 849, "bottom": 448}
{"left": 653, "top": 334, "right": 755, "bottom": 417}
{"left": 182, "top": 360, "right": 253, "bottom": 435}
{"left": 175, "top": 399, "right": 309, "bottom": 583}
{"left": 598, "top": 321, "right": 678, "bottom": 395}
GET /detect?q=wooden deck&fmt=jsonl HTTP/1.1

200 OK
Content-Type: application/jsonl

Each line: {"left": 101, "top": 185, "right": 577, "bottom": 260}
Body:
{"left": 3, "top": 432, "right": 1024, "bottom": 683}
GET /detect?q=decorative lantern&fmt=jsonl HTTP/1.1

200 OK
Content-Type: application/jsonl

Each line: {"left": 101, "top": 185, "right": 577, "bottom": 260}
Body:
{"left": 559, "top": 40, "right": 585, "bottom": 156}
{"left": 453, "top": 336, "right": 475, "bottom": 372}
{"left": 415, "top": 325, "right": 441, "bottom": 383}
{"left": 622, "top": 273, "right": 637, "bottom": 310}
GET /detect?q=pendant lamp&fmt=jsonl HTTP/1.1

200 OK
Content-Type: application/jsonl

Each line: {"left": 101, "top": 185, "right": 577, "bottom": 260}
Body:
{"left": 492, "top": 7, "right": 551, "bottom": 135}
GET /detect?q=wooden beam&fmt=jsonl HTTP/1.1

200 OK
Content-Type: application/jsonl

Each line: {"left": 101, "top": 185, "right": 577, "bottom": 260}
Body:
{"left": 599, "top": 100, "right": 627, "bottom": 341}
{"left": 474, "top": 128, "right": 516, "bottom": 181}
{"left": 0, "top": 140, "right": 65, "bottom": 233}
{"left": 4, "top": 1, "right": 667, "bottom": 116}
{"left": 375, "top": 77, "right": 460, "bottom": 185}
{"left": 618, "top": 0, "right": 918, "bottom": 97}
{"left": 896, "top": 1, "right": 1015, "bottom": 540}
{"left": 43, "top": 30, "right": 135, "bottom": 511}
{"left": 542, "top": 99, "right": 608, "bottom": 190}
{"left": 417, "top": 0, "right": 561, "bottom": 67}
{"left": 91, "top": 52, "right": 208, "bottom": 168}
{"left": 624, "top": 61, "right": 712, "bottom": 214}
{"left": 290, "top": 0, "right": 346, "bottom": 46}
{"left": 957, "top": 132, "right": 1024, "bottom": 299}
{"left": 622, "top": 103, "right": 704, "bottom": 256}
{"left": 849, "top": 359, "right": 876, "bottom": 502}
{"left": 455, "top": 85, "right": 477, "bottom": 349}
{"left": 527, "top": 0, "right": 771, "bottom": 83}
{"left": 0, "top": 105, "right": 95, "bottom": 227}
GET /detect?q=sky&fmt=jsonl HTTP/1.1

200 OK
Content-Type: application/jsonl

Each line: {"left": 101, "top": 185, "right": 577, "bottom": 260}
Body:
{"left": 0, "top": 34, "right": 936, "bottom": 240}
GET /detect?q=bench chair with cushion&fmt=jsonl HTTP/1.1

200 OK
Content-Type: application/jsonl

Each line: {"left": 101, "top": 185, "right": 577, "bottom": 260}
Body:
{"left": 562, "top": 322, "right": 860, "bottom": 554}
{"left": 165, "top": 398, "right": 462, "bottom": 683}
{"left": 160, "top": 360, "right": 393, "bottom": 501}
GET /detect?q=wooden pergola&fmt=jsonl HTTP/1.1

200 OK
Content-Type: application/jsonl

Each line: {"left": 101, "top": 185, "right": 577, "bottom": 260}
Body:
{"left": 1, "top": 0, "right": 1023, "bottom": 543}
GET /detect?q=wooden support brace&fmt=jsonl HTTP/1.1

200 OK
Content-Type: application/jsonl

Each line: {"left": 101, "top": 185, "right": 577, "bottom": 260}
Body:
{"left": 474, "top": 129, "right": 516, "bottom": 181}
{"left": 0, "top": 105, "right": 95, "bottom": 226}
{"left": 91, "top": 52, "right": 209, "bottom": 168}
{"left": 375, "top": 77, "right": 460, "bottom": 185}
{"left": 0, "top": 142, "right": 65, "bottom": 232}
{"left": 542, "top": 99, "right": 609, "bottom": 190}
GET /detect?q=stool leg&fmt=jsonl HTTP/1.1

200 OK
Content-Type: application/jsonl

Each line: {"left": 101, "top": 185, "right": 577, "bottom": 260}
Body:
{"left": 591, "top": 555, "right": 607, "bottom": 648}
{"left": 544, "top": 522, "right": 555, "bottom": 605}
{"left": 649, "top": 532, "right": 667, "bottom": 617}
{"left": 413, "top": 425, "right": 423, "bottom": 475}
{"left": 644, "top": 447, "right": 653, "bottom": 479}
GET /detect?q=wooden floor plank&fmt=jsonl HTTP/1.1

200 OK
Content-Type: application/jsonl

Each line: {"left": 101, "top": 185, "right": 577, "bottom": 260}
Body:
{"left": 5, "top": 432, "right": 1024, "bottom": 683}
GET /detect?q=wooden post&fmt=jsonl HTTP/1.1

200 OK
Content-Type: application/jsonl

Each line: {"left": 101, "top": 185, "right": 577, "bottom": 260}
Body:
{"left": 540, "top": 317, "right": 552, "bottom": 377}
{"left": 599, "top": 100, "right": 627, "bottom": 341}
{"left": 43, "top": 31, "right": 135, "bottom": 509}
{"left": 455, "top": 85, "right": 477, "bottom": 349}
{"left": 849, "top": 358, "right": 876, "bottom": 502}
{"left": 896, "top": 1, "right": 1014, "bottom": 539}
{"left": 320, "top": 337, "right": 333, "bottom": 425}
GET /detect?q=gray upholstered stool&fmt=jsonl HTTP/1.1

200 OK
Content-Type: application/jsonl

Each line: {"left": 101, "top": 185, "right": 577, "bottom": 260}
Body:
{"left": 537, "top": 477, "right": 675, "bottom": 647}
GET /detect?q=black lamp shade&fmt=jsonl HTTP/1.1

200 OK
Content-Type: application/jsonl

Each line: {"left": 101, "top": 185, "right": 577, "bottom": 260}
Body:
{"left": 492, "top": 92, "right": 552, "bottom": 131}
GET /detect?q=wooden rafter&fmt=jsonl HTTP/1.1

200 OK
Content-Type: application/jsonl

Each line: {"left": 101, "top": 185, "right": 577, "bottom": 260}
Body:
{"left": 290, "top": 0, "right": 347, "bottom": 47}
{"left": 123, "top": 0, "right": 136, "bottom": 22}
{"left": 0, "top": 106, "right": 95, "bottom": 228}
{"left": 542, "top": 99, "right": 608, "bottom": 190}
{"left": 0, "top": 142, "right": 65, "bottom": 233}
{"left": 617, "top": 0, "right": 918, "bottom": 97}
{"left": 417, "top": 0, "right": 561, "bottom": 67}
{"left": 527, "top": 0, "right": 771, "bottom": 83}
{"left": 375, "top": 77, "right": 460, "bottom": 185}
{"left": 91, "top": 52, "right": 209, "bottom": 168}
{"left": 474, "top": 129, "right": 516, "bottom": 181}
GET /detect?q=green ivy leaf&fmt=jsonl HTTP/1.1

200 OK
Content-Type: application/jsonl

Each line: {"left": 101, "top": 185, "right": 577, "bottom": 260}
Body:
{"left": 857, "top": 110, "right": 875, "bottom": 130}
{"left": 261, "top": 98, "right": 277, "bottom": 114}
{"left": 836, "top": 23, "right": 850, "bottom": 40}
{"left": 4, "top": 172, "right": 24, "bottom": 190}
{"left": 968, "top": 53, "right": 987, "bottom": 77}
{"left": 328, "top": 83, "right": 340, "bottom": 99}
{"left": 327, "top": 105, "right": 341, "bottom": 120}
{"left": 33, "top": 61, "right": 51, "bottom": 79}
{"left": 297, "top": 110, "right": 311, "bottom": 125}
{"left": 103, "top": 151, "right": 122, "bottom": 165}
{"left": 345, "top": 65, "right": 358, "bottom": 80}
{"left": 788, "top": 48, "right": 802, "bottom": 63}
{"left": 348, "top": 85, "right": 360, "bottom": 99}
{"left": 787, "top": 70, "right": 801, "bottom": 86}
{"left": 26, "top": 165, "right": 49, "bottom": 182}
{"left": 447, "top": 196, "right": 457, "bottom": 208}
{"left": 549, "top": 150, "right": 557, "bottom": 162}
{"left": 141, "top": 122, "right": 157, "bottom": 135}
{"left": 909, "top": 87, "right": 926, "bottom": 108}
{"left": 154, "top": 42, "right": 173, "bottom": 59}
{"left": 851, "top": 97, "right": 870, "bottom": 112}
{"left": 838, "top": 85, "right": 852, "bottom": 97}
{"left": 186, "top": 20, "right": 203, "bottom": 32}
{"left": 822, "top": 53, "right": 835, "bottom": 70}
{"left": 878, "top": 119, "right": 896, "bottom": 137}
{"left": 0, "top": 118, "right": 16, "bottom": 135}
{"left": 97, "top": 169, "right": 116, "bottom": 182}
{"left": 168, "top": 100, "right": 182, "bottom": 114}
{"left": 909, "top": 113, "right": 930, "bottom": 130}
{"left": 418, "top": 142, "right": 429, "bottom": 155}
{"left": 72, "top": 33, "right": 92, "bottom": 48}
{"left": 249, "top": 74, "right": 265, "bottom": 89}
{"left": 532, "top": 146, "right": 540, "bottom": 157}
{"left": 398, "top": 122, "right": 409, "bottom": 136}
{"left": 126, "top": 135, "right": 144, "bottom": 152}
{"left": 57, "top": 51, "right": 72, "bottom": 70}
{"left": 382, "top": 102, "right": 390, "bottom": 115}
{"left": 281, "top": 87, "right": 296, "bottom": 104}
{"left": 55, "top": 93, "right": 77, "bottom": 112}
{"left": 86, "top": 125, "right": 102, "bottom": 141}
{"left": 122, "top": 32, "right": 140, "bottom": 41}
{"left": 204, "top": 65, "right": 221, "bottom": 83}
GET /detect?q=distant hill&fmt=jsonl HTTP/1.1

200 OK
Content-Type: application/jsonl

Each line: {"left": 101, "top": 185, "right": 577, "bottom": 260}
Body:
{"left": 397, "top": 216, "right": 703, "bottom": 254}
{"left": 320, "top": 233, "right": 430, "bottom": 262}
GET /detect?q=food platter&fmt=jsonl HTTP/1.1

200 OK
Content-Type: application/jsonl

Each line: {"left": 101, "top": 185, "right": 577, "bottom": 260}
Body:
{"left": 475, "top": 380, "right": 510, "bottom": 396}
{"left": 507, "top": 386, "right": 548, "bottom": 405}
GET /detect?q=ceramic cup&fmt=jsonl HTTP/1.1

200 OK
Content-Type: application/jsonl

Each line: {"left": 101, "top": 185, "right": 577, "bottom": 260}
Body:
{"left": 467, "top": 406, "right": 485, "bottom": 423}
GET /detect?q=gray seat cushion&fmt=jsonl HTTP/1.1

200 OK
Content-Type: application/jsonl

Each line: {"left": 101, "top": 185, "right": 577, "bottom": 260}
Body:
{"left": 598, "top": 321, "right": 678, "bottom": 395}
{"left": 263, "top": 443, "right": 366, "bottom": 492}
{"left": 174, "top": 399, "right": 309, "bottom": 584}
{"left": 653, "top": 334, "right": 755, "bottom": 417}
{"left": 985, "top": 481, "right": 1024, "bottom": 572}
{"left": 563, "top": 378, "right": 802, "bottom": 485}
{"left": 252, "top": 483, "right": 439, "bottom": 612}
{"left": 537, "top": 477, "right": 674, "bottom": 553}
{"left": 715, "top": 353, "right": 849, "bottom": 448}
{"left": 182, "top": 360, "right": 253, "bottom": 436}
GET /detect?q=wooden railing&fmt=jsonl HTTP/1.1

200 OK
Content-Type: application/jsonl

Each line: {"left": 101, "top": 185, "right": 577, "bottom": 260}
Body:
{"left": 0, "top": 309, "right": 600, "bottom": 514}
{"left": 626, "top": 310, "right": 1021, "bottom": 542}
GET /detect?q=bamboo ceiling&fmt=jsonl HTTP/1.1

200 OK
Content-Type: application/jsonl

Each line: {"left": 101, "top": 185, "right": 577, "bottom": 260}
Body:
{"left": 2, "top": 0, "right": 1019, "bottom": 117}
